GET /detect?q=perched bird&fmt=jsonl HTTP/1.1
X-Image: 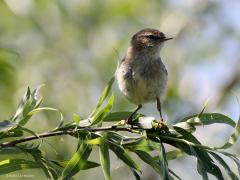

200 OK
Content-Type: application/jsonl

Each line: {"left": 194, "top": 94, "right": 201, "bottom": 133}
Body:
{"left": 115, "top": 28, "right": 172, "bottom": 124}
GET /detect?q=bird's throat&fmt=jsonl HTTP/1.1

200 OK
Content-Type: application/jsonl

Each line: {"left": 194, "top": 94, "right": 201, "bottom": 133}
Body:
{"left": 126, "top": 45, "right": 161, "bottom": 63}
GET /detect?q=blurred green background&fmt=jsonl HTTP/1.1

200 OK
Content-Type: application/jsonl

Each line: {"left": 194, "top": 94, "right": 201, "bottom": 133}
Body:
{"left": 0, "top": 0, "right": 239, "bottom": 179}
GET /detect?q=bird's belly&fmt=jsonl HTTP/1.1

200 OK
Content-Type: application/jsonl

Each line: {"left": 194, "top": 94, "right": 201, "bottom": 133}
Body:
{"left": 116, "top": 58, "right": 167, "bottom": 105}
{"left": 120, "top": 75, "right": 166, "bottom": 105}
{"left": 132, "top": 78, "right": 158, "bottom": 103}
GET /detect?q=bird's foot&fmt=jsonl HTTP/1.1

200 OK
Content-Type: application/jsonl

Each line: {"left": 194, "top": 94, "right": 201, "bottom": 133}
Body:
{"left": 156, "top": 121, "right": 170, "bottom": 135}
{"left": 126, "top": 117, "right": 135, "bottom": 128}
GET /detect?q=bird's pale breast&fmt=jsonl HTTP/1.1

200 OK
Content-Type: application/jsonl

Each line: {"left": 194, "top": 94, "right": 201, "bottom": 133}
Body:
{"left": 116, "top": 55, "right": 167, "bottom": 105}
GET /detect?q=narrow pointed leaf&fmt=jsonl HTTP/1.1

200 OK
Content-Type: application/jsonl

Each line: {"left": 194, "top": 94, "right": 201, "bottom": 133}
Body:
{"left": 109, "top": 141, "right": 141, "bottom": 172}
{"left": 77, "top": 161, "right": 100, "bottom": 170}
{"left": 166, "top": 150, "right": 184, "bottom": 160}
{"left": 210, "top": 152, "right": 239, "bottom": 180}
{"left": 169, "top": 169, "right": 182, "bottom": 180}
{"left": 0, "top": 129, "right": 23, "bottom": 140}
{"left": 0, "top": 159, "right": 39, "bottom": 175}
{"left": 103, "top": 111, "right": 136, "bottom": 122}
{"left": 51, "top": 160, "right": 100, "bottom": 170}
{"left": 91, "top": 93, "right": 114, "bottom": 126}
{"left": 134, "top": 150, "right": 163, "bottom": 176}
{"left": 130, "top": 168, "right": 141, "bottom": 180}
{"left": 197, "top": 160, "right": 209, "bottom": 180}
{"left": 62, "top": 143, "right": 92, "bottom": 180}
{"left": 87, "top": 137, "right": 101, "bottom": 145}
{"left": 173, "top": 126, "right": 224, "bottom": 180}
{"left": 224, "top": 154, "right": 240, "bottom": 176}
{"left": 179, "top": 113, "right": 236, "bottom": 128}
{"left": 28, "top": 107, "right": 63, "bottom": 120}
{"left": 124, "top": 138, "right": 156, "bottom": 152}
{"left": 73, "top": 114, "right": 81, "bottom": 126}
{"left": 0, "top": 147, "right": 23, "bottom": 154}
{"left": 12, "top": 87, "right": 31, "bottom": 121}
{"left": 216, "top": 116, "right": 240, "bottom": 149}
{"left": 0, "top": 120, "right": 16, "bottom": 133}
{"left": 27, "top": 149, "right": 54, "bottom": 179}
{"left": 99, "top": 139, "right": 110, "bottom": 180}
{"left": 90, "top": 77, "right": 115, "bottom": 117}
{"left": 159, "top": 141, "right": 170, "bottom": 180}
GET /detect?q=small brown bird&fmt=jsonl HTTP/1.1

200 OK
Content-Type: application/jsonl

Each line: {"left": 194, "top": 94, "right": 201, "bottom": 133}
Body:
{"left": 115, "top": 28, "right": 172, "bottom": 124}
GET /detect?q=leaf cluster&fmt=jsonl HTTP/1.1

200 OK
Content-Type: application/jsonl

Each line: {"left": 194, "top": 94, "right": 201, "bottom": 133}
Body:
{"left": 0, "top": 78, "right": 239, "bottom": 180}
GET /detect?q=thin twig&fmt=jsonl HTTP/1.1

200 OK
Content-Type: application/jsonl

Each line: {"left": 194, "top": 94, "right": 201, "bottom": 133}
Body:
{"left": 0, "top": 126, "right": 143, "bottom": 148}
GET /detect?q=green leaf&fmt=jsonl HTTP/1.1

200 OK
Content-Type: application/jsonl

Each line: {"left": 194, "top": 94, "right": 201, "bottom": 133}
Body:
{"left": 28, "top": 107, "right": 63, "bottom": 120}
{"left": 87, "top": 137, "right": 102, "bottom": 145}
{"left": 31, "top": 84, "right": 45, "bottom": 104}
{"left": 11, "top": 86, "right": 46, "bottom": 126}
{"left": 0, "top": 129, "right": 23, "bottom": 140}
{"left": 173, "top": 120, "right": 198, "bottom": 133}
{"left": 216, "top": 116, "right": 240, "bottom": 149}
{"left": 18, "top": 116, "right": 32, "bottom": 127}
{"left": 177, "top": 113, "right": 236, "bottom": 131}
{"left": 197, "top": 159, "right": 209, "bottom": 180}
{"left": 42, "top": 160, "right": 59, "bottom": 180}
{"left": 0, "top": 120, "right": 17, "bottom": 133}
{"left": 209, "top": 152, "right": 239, "bottom": 180}
{"left": 173, "top": 126, "right": 224, "bottom": 180}
{"left": 0, "top": 159, "right": 39, "bottom": 175}
{"left": 22, "top": 91, "right": 33, "bottom": 117}
{"left": 0, "top": 147, "right": 23, "bottom": 154}
{"left": 134, "top": 150, "right": 163, "bottom": 176}
{"left": 103, "top": 111, "right": 135, "bottom": 122}
{"left": 166, "top": 150, "right": 184, "bottom": 160}
{"left": 169, "top": 169, "right": 182, "bottom": 180}
{"left": 222, "top": 154, "right": 240, "bottom": 176}
{"left": 159, "top": 141, "right": 170, "bottom": 180}
{"left": 124, "top": 138, "right": 156, "bottom": 152}
{"left": 79, "top": 161, "right": 100, "bottom": 170}
{"left": 173, "top": 126, "right": 200, "bottom": 144}
{"left": 198, "top": 99, "right": 209, "bottom": 118}
{"left": 21, "top": 146, "right": 60, "bottom": 179}
{"left": 91, "top": 93, "right": 114, "bottom": 126}
{"left": 27, "top": 148, "right": 56, "bottom": 179}
{"left": 109, "top": 141, "right": 141, "bottom": 172}
{"left": 62, "top": 142, "right": 92, "bottom": 180}
{"left": 196, "top": 155, "right": 224, "bottom": 180}
{"left": 73, "top": 113, "right": 81, "bottom": 125}
{"left": 106, "top": 131, "right": 125, "bottom": 144}
{"left": 99, "top": 138, "right": 111, "bottom": 180}
{"left": 130, "top": 168, "right": 141, "bottom": 180}
{"left": 21, "top": 107, "right": 63, "bottom": 128}
{"left": 50, "top": 160, "right": 100, "bottom": 170}
{"left": 12, "top": 87, "right": 31, "bottom": 121}
{"left": 18, "top": 126, "right": 39, "bottom": 138}
{"left": 90, "top": 77, "right": 115, "bottom": 117}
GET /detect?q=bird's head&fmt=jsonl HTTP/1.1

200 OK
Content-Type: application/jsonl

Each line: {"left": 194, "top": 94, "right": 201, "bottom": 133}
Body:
{"left": 131, "top": 28, "right": 173, "bottom": 51}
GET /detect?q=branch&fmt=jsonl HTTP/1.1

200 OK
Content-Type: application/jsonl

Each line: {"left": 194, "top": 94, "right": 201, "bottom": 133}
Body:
{"left": 0, "top": 126, "right": 143, "bottom": 148}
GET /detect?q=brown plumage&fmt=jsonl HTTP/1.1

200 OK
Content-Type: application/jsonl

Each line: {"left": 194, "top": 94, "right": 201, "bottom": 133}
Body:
{"left": 115, "top": 28, "right": 173, "bottom": 123}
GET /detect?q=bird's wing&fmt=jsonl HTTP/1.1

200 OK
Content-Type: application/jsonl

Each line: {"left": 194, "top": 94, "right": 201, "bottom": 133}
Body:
{"left": 117, "top": 56, "right": 126, "bottom": 67}
{"left": 159, "top": 57, "right": 168, "bottom": 76}
{"left": 115, "top": 56, "right": 126, "bottom": 76}
{"left": 164, "top": 64, "right": 168, "bottom": 76}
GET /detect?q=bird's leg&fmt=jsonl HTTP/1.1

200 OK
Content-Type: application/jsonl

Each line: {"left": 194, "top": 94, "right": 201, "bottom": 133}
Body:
{"left": 156, "top": 97, "right": 164, "bottom": 121}
{"left": 127, "top": 105, "right": 142, "bottom": 125}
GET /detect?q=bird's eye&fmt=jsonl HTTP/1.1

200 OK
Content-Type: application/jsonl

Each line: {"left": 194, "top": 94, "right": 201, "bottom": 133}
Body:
{"left": 147, "top": 35, "right": 155, "bottom": 40}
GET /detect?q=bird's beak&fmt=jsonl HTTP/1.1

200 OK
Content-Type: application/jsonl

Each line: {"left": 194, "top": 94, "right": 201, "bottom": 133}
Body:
{"left": 160, "top": 37, "right": 174, "bottom": 42}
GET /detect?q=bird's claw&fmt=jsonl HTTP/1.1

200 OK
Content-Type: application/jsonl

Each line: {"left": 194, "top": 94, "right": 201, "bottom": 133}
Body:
{"left": 126, "top": 117, "right": 135, "bottom": 128}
